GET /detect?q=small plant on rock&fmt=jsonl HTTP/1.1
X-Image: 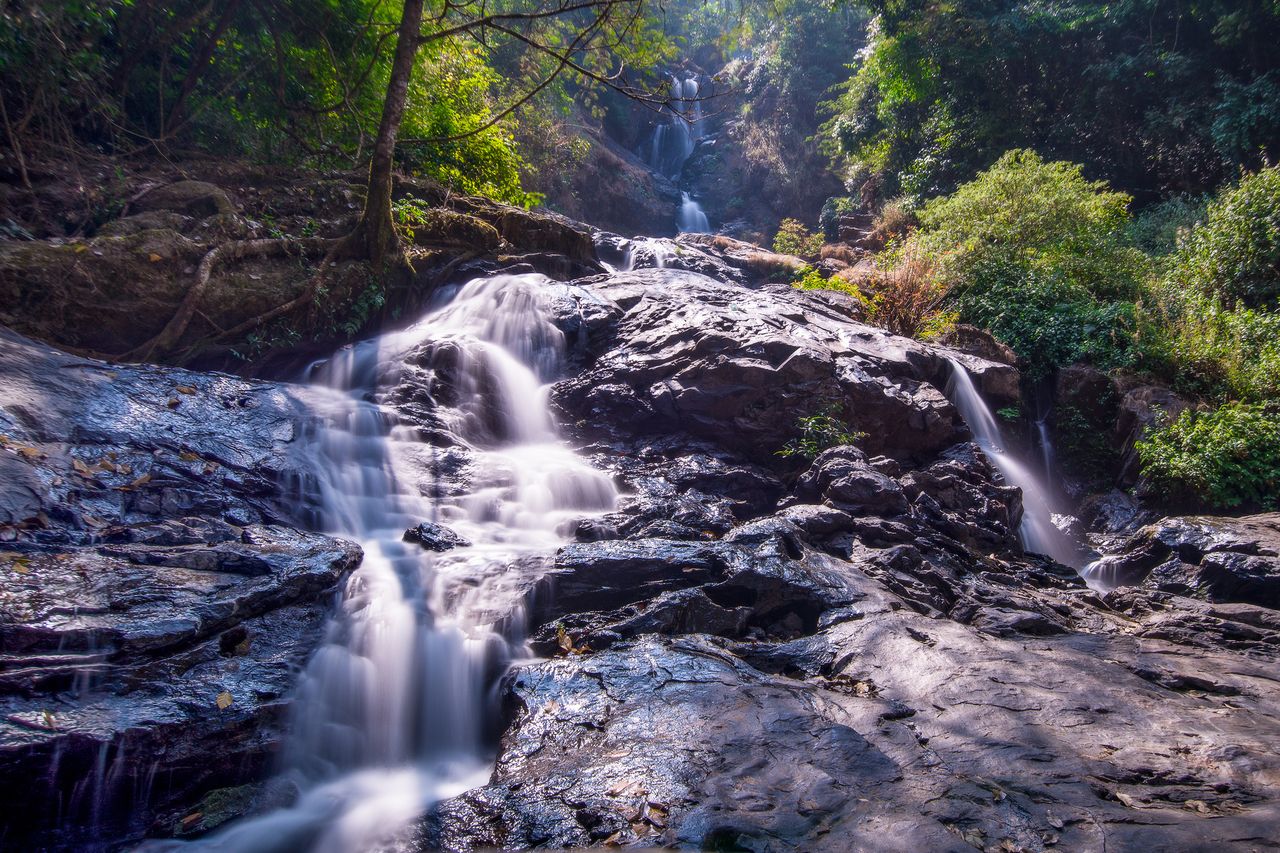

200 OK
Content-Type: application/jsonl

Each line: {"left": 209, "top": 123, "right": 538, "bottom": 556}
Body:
{"left": 777, "top": 405, "right": 867, "bottom": 460}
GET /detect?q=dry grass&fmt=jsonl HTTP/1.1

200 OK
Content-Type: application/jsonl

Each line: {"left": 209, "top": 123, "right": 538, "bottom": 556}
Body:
{"left": 836, "top": 249, "right": 952, "bottom": 339}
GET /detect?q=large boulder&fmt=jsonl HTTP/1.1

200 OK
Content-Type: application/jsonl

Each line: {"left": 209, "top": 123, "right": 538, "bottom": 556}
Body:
{"left": 133, "top": 180, "right": 236, "bottom": 218}
{"left": 0, "top": 328, "right": 358, "bottom": 847}
{"left": 552, "top": 270, "right": 1019, "bottom": 462}
{"left": 1087, "top": 514, "right": 1280, "bottom": 608}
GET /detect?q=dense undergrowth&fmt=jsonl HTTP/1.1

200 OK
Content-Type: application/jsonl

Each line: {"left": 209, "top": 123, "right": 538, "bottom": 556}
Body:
{"left": 791, "top": 153, "right": 1280, "bottom": 512}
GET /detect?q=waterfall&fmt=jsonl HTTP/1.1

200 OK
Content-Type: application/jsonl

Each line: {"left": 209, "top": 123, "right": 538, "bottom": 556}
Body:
{"left": 945, "top": 359, "right": 1085, "bottom": 568}
{"left": 163, "top": 275, "right": 618, "bottom": 852}
{"left": 645, "top": 72, "right": 712, "bottom": 234}
{"left": 678, "top": 191, "right": 710, "bottom": 234}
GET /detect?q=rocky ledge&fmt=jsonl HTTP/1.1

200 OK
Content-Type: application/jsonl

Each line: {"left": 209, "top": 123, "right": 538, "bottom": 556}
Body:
{"left": 405, "top": 269, "right": 1280, "bottom": 851}
{"left": 2, "top": 256, "right": 1279, "bottom": 852}
{"left": 0, "top": 328, "right": 360, "bottom": 848}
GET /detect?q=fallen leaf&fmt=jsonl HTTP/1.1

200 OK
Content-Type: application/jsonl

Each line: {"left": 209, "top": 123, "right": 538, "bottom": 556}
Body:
{"left": 215, "top": 691, "right": 233, "bottom": 710}
{"left": 12, "top": 556, "right": 31, "bottom": 574}
{"left": 179, "top": 451, "right": 201, "bottom": 462}
{"left": 119, "top": 472, "right": 152, "bottom": 491}
{"left": 14, "top": 444, "right": 44, "bottom": 460}
{"left": 167, "top": 397, "right": 181, "bottom": 409}
{"left": 41, "top": 710, "right": 56, "bottom": 729}
{"left": 176, "top": 385, "right": 197, "bottom": 395}
{"left": 180, "top": 812, "right": 203, "bottom": 831}
{"left": 72, "top": 458, "right": 96, "bottom": 477}
{"left": 74, "top": 244, "right": 88, "bottom": 253}
{"left": 148, "top": 253, "right": 162, "bottom": 262}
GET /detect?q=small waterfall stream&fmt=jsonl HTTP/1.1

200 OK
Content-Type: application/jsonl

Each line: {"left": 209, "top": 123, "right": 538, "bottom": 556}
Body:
{"left": 170, "top": 275, "right": 618, "bottom": 851}
{"left": 945, "top": 359, "right": 1087, "bottom": 568}
{"left": 646, "top": 72, "right": 711, "bottom": 234}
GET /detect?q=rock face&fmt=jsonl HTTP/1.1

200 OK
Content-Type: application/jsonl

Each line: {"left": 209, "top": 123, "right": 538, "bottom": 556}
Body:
{"left": 0, "top": 328, "right": 358, "bottom": 848}
{"left": 399, "top": 269, "right": 1280, "bottom": 853}
{"left": 5, "top": 245, "right": 1280, "bottom": 853}
{"left": 1088, "top": 514, "right": 1280, "bottom": 607}
{"left": 552, "top": 269, "right": 1019, "bottom": 461}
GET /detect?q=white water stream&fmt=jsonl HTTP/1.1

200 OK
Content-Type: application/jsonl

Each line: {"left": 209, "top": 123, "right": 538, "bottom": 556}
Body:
{"left": 647, "top": 73, "right": 711, "bottom": 234}
{"left": 163, "top": 274, "right": 617, "bottom": 851}
{"left": 945, "top": 358, "right": 1086, "bottom": 568}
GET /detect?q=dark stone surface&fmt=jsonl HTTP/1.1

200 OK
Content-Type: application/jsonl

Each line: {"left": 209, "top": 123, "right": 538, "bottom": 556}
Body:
{"left": 552, "top": 269, "right": 1019, "bottom": 462}
{"left": 0, "top": 328, "right": 359, "bottom": 849}
{"left": 1091, "top": 514, "right": 1280, "bottom": 608}
{"left": 403, "top": 521, "right": 470, "bottom": 552}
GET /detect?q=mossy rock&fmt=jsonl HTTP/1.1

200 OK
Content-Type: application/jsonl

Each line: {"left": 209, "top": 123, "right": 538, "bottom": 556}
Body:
{"left": 97, "top": 211, "right": 194, "bottom": 238}
{"left": 134, "top": 181, "right": 236, "bottom": 218}
{"left": 410, "top": 209, "right": 503, "bottom": 251}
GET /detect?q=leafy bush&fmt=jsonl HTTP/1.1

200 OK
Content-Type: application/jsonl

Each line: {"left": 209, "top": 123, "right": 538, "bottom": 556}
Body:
{"left": 820, "top": 196, "right": 859, "bottom": 241}
{"left": 916, "top": 150, "right": 1147, "bottom": 301}
{"left": 1138, "top": 282, "right": 1280, "bottom": 403}
{"left": 777, "top": 406, "right": 867, "bottom": 460}
{"left": 955, "top": 258, "right": 1139, "bottom": 379}
{"left": 1125, "top": 195, "right": 1207, "bottom": 259}
{"left": 773, "top": 218, "right": 824, "bottom": 258}
{"left": 1164, "top": 165, "right": 1280, "bottom": 307}
{"left": 1138, "top": 403, "right": 1280, "bottom": 510}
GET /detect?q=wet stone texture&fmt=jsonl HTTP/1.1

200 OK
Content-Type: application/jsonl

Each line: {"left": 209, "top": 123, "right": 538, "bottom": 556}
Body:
{"left": 401, "top": 268, "right": 1280, "bottom": 852}
{"left": 0, "top": 328, "right": 360, "bottom": 849}
{"left": 5, "top": 263, "right": 1280, "bottom": 852}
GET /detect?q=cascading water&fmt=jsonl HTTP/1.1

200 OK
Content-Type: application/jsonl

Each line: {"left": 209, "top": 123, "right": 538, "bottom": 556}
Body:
{"left": 945, "top": 358, "right": 1086, "bottom": 568}
{"left": 646, "top": 73, "right": 711, "bottom": 234}
{"left": 678, "top": 191, "right": 710, "bottom": 233}
{"left": 161, "top": 275, "right": 618, "bottom": 851}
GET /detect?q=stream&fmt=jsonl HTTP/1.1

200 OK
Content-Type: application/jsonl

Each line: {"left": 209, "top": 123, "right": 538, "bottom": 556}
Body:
{"left": 159, "top": 275, "right": 618, "bottom": 851}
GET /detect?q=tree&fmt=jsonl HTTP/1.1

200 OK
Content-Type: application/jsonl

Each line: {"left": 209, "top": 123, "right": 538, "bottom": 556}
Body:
{"left": 342, "top": 0, "right": 670, "bottom": 269}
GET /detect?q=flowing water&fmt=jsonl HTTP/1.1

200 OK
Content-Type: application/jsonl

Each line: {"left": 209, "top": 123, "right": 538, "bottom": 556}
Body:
{"left": 166, "top": 274, "right": 618, "bottom": 851}
{"left": 646, "top": 72, "right": 712, "bottom": 234}
{"left": 945, "top": 358, "right": 1087, "bottom": 568}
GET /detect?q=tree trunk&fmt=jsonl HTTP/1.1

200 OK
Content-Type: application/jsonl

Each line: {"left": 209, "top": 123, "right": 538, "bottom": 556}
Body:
{"left": 351, "top": 0, "right": 425, "bottom": 266}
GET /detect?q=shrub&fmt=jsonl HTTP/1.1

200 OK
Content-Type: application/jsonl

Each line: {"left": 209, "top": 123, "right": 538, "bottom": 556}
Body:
{"left": 1138, "top": 282, "right": 1280, "bottom": 403}
{"left": 1164, "top": 165, "right": 1280, "bottom": 307}
{"left": 1125, "top": 195, "right": 1206, "bottom": 259}
{"left": 820, "top": 196, "right": 859, "bottom": 241}
{"left": 951, "top": 253, "right": 1139, "bottom": 379}
{"left": 861, "top": 248, "right": 952, "bottom": 339}
{"left": 916, "top": 150, "right": 1148, "bottom": 302}
{"left": 777, "top": 405, "right": 867, "bottom": 459}
{"left": 773, "top": 218, "right": 824, "bottom": 258}
{"left": 1138, "top": 403, "right": 1280, "bottom": 510}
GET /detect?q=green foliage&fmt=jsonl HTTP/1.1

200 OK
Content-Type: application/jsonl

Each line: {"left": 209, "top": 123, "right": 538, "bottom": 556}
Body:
{"left": 773, "top": 218, "right": 824, "bottom": 258}
{"left": 823, "top": 1, "right": 1280, "bottom": 201}
{"left": 777, "top": 405, "right": 867, "bottom": 460}
{"left": 1138, "top": 283, "right": 1280, "bottom": 404}
{"left": 906, "top": 150, "right": 1145, "bottom": 377}
{"left": 917, "top": 150, "right": 1146, "bottom": 301}
{"left": 1138, "top": 403, "right": 1280, "bottom": 510}
{"left": 1125, "top": 195, "right": 1207, "bottom": 260}
{"left": 996, "top": 406, "right": 1021, "bottom": 422}
{"left": 955, "top": 257, "right": 1139, "bottom": 380}
{"left": 820, "top": 196, "right": 858, "bottom": 241}
{"left": 1164, "top": 166, "right": 1280, "bottom": 308}
{"left": 792, "top": 267, "right": 874, "bottom": 312}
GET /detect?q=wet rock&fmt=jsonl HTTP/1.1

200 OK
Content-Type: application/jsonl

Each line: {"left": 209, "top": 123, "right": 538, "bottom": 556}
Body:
{"left": 797, "top": 446, "right": 911, "bottom": 516}
{"left": 0, "top": 328, "right": 361, "bottom": 848}
{"left": 553, "top": 270, "right": 1017, "bottom": 461}
{"left": 935, "top": 323, "right": 1016, "bottom": 366}
{"left": 1115, "top": 384, "right": 1193, "bottom": 486}
{"left": 1093, "top": 514, "right": 1280, "bottom": 608}
{"left": 403, "top": 521, "right": 471, "bottom": 552}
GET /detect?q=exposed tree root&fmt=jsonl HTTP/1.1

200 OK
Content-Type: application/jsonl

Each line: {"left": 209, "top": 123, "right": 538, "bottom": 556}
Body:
{"left": 115, "top": 236, "right": 332, "bottom": 363}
